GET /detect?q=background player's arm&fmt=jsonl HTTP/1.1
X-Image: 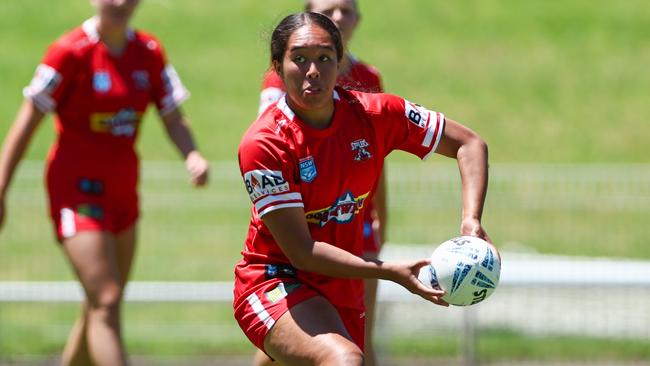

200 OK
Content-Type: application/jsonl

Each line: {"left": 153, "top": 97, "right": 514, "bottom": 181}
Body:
{"left": 434, "top": 117, "right": 490, "bottom": 243}
{"left": 262, "top": 206, "right": 448, "bottom": 306}
{"left": 258, "top": 87, "right": 285, "bottom": 116}
{"left": 159, "top": 107, "right": 209, "bottom": 187}
{"left": 0, "top": 100, "right": 45, "bottom": 230}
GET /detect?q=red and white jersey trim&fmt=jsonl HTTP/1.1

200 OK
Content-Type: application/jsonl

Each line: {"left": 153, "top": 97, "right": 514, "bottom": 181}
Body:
{"left": 424, "top": 112, "right": 446, "bottom": 154}
{"left": 275, "top": 96, "right": 295, "bottom": 121}
{"left": 422, "top": 112, "right": 446, "bottom": 160}
{"left": 258, "top": 202, "right": 304, "bottom": 217}
{"left": 276, "top": 90, "right": 340, "bottom": 122}
{"left": 402, "top": 99, "right": 446, "bottom": 160}
{"left": 60, "top": 208, "right": 76, "bottom": 238}
{"left": 255, "top": 192, "right": 304, "bottom": 217}
{"left": 159, "top": 64, "right": 190, "bottom": 115}
{"left": 82, "top": 17, "right": 134, "bottom": 43}
{"left": 245, "top": 293, "right": 276, "bottom": 329}
{"left": 23, "top": 64, "right": 60, "bottom": 112}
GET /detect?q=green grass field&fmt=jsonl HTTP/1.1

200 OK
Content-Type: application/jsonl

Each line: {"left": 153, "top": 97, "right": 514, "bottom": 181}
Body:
{"left": 1, "top": 0, "right": 649, "bottom": 163}
{"left": 1, "top": 0, "right": 649, "bottom": 362}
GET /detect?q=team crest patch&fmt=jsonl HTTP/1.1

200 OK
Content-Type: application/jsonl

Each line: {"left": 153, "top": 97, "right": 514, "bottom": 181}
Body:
{"left": 132, "top": 70, "right": 150, "bottom": 90}
{"left": 299, "top": 156, "right": 317, "bottom": 183}
{"left": 351, "top": 139, "right": 372, "bottom": 161}
{"left": 93, "top": 71, "right": 111, "bottom": 93}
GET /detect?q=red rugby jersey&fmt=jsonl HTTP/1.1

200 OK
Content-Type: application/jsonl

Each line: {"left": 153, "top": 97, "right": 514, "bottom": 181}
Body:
{"left": 237, "top": 87, "right": 446, "bottom": 310}
{"left": 259, "top": 56, "right": 384, "bottom": 238}
{"left": 23, "top": 17, "right": 189, "bottom": 172}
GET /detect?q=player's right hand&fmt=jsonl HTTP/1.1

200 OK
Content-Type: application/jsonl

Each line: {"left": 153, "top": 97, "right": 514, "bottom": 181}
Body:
{"left": 185, "top": 151, "right": 209, "bottom": 187}
{"left": 386, "top": 259, "right": 449, "bottom": 307}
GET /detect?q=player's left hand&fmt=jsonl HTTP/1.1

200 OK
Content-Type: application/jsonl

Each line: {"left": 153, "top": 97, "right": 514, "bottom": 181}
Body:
{"left": 185, "top": 151, "right": 209, "bottom": 187}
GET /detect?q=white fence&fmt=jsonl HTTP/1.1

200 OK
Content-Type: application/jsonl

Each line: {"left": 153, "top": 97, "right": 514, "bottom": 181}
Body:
{"left": 2, "top": 248, "right": 649, "bottom": 340}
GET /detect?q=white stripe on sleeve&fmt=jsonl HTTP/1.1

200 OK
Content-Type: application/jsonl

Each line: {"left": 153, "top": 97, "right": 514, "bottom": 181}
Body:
{"left": 421, "top": 112, "right": 434, "bottom": 147}
{"left": 22, "top": 64, "right": 62, "bottom": 113}
{"left": 431, "top": 112, "right": 446, "bottom": 152}
{"left": 159, "top": 64, "right": 190, "bottom": 115}
{"left": 258, "top": 202, "right": 305, "bottom": 218}
{"left": 423, "top": 113, "right": 446, "bottom": 160}
{"left": 254, "top": 192, "right": 302, "bottom": 213}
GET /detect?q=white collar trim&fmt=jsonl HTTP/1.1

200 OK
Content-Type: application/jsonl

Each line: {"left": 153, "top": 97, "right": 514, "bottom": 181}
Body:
{"left": 276, "top": 90, "right": 340, "bottom": 122}
{"left": 82, "top": 17, "right": 135, "bottom": 43}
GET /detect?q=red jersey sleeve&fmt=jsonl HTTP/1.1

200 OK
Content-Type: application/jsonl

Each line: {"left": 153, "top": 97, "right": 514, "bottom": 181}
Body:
{"left": 23, "top": 40, "right": 79, "bottom": 113}
{"left": 369, "top": 93, "right": 446, "bottom": 160}
{"left": 238, "top": 128, "right": 303, "bottom": 217}
{"left": 147, "top": 37, "right": 190, "bottom": 115}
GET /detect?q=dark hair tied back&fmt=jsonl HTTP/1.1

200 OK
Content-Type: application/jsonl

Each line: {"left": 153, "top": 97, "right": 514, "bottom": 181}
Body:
{"left": 270, "top": 12, "right": 343, "bottom": 70}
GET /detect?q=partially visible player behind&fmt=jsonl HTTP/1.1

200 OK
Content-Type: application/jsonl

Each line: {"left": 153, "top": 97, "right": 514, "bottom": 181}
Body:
{"left": 257, "top": 2, "right": 387, "bottom": 363}
{"left": 0, "top": 1, "right": 209, "bottom": 365}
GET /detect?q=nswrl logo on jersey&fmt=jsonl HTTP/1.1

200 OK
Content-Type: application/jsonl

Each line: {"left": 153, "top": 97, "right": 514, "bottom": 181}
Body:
{"left": 93, "top": 71, "right": 111, "bottom": 93}
{"left": 299, "top": 156, "right": 317, "bottom": 183}
{"left": 243, "top": 170, "right": 290, "bottom": 202}
{"left": 132, "top": 70, "right": 150, "bottom": 90}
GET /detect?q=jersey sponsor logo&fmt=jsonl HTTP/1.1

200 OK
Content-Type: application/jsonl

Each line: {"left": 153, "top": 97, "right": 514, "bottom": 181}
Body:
{"left": 299, "top": 156, "right": 317, "bottom": 183}
{"left": 244, "top": 170, "right": 290, "bottom": 202}
{"left": 28, "top": 64, "right": 62, "bottom": 94}
{"left": 90, "top": 108, "right": 142, "bottom": 137}
{"left": 131, "top": 70, "right": 150, "bottom": 90}
{"left": 93, "top": 71, "right": 111, "bottom": 93}
{"left": 305, "top": 190, "right": 370, "bottom": 227}
{"left": 404, "top": 100, "right": 431, "bottom": 129}
{"left": 351, "top": 139, "right": 372, "bottom": 161}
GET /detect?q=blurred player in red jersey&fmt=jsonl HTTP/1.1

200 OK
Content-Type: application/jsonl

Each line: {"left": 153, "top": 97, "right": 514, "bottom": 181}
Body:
{"left": 236, "top": 12, "right": 492, "bottom": 365}
{"left": 258, "top": 2, "right": 387, "bottom": 362}
{"left": 0, "top": 1, "right": 208, "bottom": 365}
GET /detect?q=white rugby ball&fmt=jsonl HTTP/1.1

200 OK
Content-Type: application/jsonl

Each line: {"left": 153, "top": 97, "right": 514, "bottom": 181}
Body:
{"left": 418, "top": 236, "right": 501, "bottom": 306}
